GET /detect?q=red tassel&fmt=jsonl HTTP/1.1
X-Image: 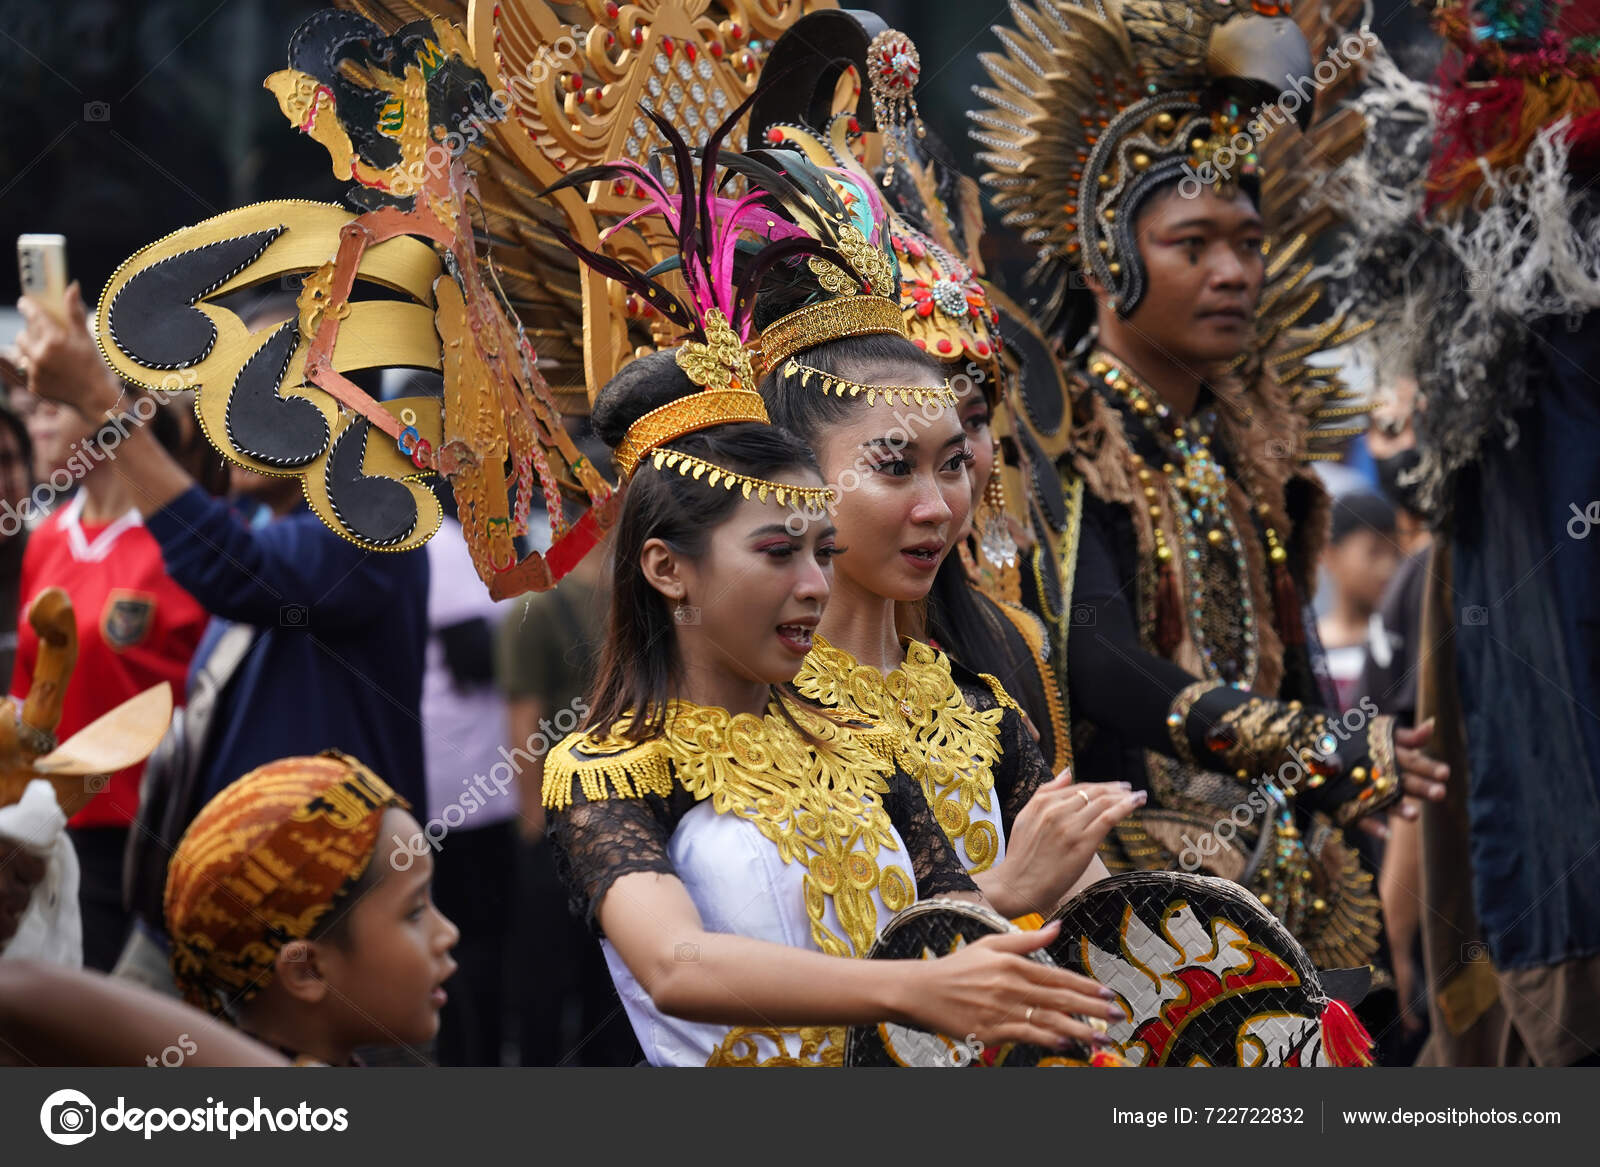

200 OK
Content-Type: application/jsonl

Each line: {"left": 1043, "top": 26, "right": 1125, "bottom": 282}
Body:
{"left": 1273, "top": 563, "right": 1304, "bottom": 648}
{"left": 545, "top": 506, "right": 605, "bottom": 580}
{"left": 1156, "top": 559, "right": 1183, "bottom": 657}
{"left": 1319, "top": 998, "right": 1375, "bottom": 1067}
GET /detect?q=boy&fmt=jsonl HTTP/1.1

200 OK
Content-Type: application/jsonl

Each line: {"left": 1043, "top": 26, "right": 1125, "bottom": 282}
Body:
{"left": 0, "top": 752, "right": 457, "bottom": 1066}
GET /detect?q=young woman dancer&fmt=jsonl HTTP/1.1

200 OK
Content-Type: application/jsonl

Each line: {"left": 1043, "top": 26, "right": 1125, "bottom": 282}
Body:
{"left": 537, "top": 120, "right": 1118, "bottom": 1067}
{"left": 737, "top": 146, "right": 1144, "bottom": 923}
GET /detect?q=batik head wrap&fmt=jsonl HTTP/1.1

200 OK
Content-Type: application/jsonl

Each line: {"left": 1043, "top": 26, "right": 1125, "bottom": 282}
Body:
{"left": 164, "top": 751, "right": 407, "bottom": 1014}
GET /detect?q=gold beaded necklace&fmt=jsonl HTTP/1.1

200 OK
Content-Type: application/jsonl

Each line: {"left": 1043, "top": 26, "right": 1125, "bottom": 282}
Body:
{"left": 1089, "top": 351, "right": 1284, "bottom": 686}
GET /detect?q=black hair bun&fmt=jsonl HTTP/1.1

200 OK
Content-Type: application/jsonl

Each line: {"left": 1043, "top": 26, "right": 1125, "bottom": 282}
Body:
{"left": 590, "top": 349, "right": 698, "bottom": 450}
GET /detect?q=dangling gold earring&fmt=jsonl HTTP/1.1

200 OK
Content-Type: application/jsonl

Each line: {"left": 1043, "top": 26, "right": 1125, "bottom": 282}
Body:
{"left": 977, "top": 464, "right": 1019, "bottom": 570}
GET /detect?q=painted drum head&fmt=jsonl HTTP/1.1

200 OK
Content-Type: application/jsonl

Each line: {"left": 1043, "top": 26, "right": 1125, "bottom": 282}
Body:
{"left": 1046, "top": 871, "right": 1344, "bottom": 1067}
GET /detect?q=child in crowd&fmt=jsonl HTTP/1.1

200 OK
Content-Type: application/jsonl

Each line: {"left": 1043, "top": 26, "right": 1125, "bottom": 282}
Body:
{"left": 0, "top": 751, "right": 458, "bottom": 1066}
{"left": 1318, "top": 493, "right": 1402, "bottom": 713}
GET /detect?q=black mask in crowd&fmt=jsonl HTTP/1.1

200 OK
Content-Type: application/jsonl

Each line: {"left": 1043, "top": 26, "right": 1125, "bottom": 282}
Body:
{"left": 1374, "top": 447, "right": 1424, "bottom": 515}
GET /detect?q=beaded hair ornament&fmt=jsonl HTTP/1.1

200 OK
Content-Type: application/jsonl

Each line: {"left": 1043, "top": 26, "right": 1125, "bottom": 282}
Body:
{"left": 732, "top": 137, "right": 912, "bottom": 379}
{"left": 753, "top": 16, "right": 1020, "bottom": 578}
{"left": 539, "top": 92, "right": 844, "bottom": 509}
{"left": 758, "top": 112, "right": 987, "bottom": 390}
{"left": 733, "top": 122, "right": 957, "bottom": 408}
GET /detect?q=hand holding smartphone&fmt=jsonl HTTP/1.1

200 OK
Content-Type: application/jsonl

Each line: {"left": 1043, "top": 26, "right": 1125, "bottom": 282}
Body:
{"left": 17, "top": 234, "right": 68, "bottom": 324}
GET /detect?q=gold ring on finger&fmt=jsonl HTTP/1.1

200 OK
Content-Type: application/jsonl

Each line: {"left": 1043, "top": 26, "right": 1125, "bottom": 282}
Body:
{"left": 1077, "top": 789, "right": 1091, "bottom": 808}
{"left": 1024, "top": 1004, "right": 1036, "bottom": 1024}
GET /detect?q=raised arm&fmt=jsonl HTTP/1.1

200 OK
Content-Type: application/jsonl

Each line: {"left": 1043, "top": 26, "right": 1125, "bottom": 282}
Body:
{"left": 143, "top": 486, "right": 415, "bottom": 628}
{"left": 552, "top": 787, "right": 1117, "bottom": 1052}
{"left": 15, "top": 284, "right": 415, "bottom": 629}
{"left": 15, "top": 284, "right": 192, "bottom": 519}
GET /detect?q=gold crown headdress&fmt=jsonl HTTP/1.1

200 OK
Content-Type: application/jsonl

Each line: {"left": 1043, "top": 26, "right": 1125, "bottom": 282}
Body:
{"left": 726, "top": 140, "right": 909, "bottom": 378}
{"left": 754, "top": 17, "right": 1017, "bottom": 575}
{"left": 970, "top": 0, "right": 1316, "bottom": 328}
{"left": 757, "top": 105, "right": 1004, "bottom": 387}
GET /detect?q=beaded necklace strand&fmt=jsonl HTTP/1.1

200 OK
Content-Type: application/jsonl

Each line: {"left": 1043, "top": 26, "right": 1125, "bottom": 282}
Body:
{"left": 1089, "top": 351, "right": 1282, "bottom": 687}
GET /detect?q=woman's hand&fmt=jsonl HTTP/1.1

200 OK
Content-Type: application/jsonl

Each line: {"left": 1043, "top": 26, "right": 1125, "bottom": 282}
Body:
{"left": 906, "top": 920, "right": 1115, "bottom": 1050}
{"left": 979, "top": 771, "right": 1144, "bottom": 917}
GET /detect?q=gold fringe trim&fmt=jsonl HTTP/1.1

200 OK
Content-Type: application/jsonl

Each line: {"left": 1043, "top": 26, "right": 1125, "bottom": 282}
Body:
{"left": 542, "top": 737, "right": 674, "bottom": 810}
{"left": 977, "top": 672, "right": 1023, "bottom": 719}
{"left": 781, "top": 359, "right": 957, "bottom": 408}
{"left": 648, "top": 448, "right": 836, "bottom": 509}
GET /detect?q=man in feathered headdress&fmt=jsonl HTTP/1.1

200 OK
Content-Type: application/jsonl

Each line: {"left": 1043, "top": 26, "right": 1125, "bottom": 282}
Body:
{"left": 967, "top": 0, "right": 1451, "bottom": 983}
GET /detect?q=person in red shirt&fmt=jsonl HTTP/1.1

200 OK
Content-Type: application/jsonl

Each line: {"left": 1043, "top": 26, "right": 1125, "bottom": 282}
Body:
{"left": 8, "top": 312, "right": 207, "bottom": 971}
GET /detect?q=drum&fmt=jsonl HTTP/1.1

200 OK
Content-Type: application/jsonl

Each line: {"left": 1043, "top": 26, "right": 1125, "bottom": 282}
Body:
{"left": 1045, "top": 871, "right": 1372, "bottom": 1066}
{"left": 843, "top": 898, "right": 1102, "bottom": 1067}
{"left": 843, "top": 874, "right": 1374, "bottom": 1067}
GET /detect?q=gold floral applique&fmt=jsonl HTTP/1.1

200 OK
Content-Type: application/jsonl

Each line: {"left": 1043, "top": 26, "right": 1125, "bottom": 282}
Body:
{"left": 543, "top": 702, "right": 914, "bottom": 959}
{"left": 791, "top": 637, "right": 1006, "bottom": 873}
{"left": 705, "top": 1025, "right": 845, "bottom": 1067}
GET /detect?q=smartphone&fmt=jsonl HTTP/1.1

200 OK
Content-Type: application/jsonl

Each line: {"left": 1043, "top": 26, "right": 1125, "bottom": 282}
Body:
{"left": 17, "top": 234, "right": 68, "bottom": 322}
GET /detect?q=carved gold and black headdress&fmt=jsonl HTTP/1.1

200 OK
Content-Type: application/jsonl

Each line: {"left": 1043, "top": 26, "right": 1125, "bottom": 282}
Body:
{"left": 91, "top": 2, "right": 831, "bottom": 598}
{"left": 95, "top": 13, "right": 615, "bottom": 597}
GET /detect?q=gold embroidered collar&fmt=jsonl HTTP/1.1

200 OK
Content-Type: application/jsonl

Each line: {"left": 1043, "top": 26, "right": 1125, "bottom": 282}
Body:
{"left": 789, "top": 637, "right": 1007, "bottom": 873}
{"left": 543, "top": 699, "right": 913, "bottom": 959}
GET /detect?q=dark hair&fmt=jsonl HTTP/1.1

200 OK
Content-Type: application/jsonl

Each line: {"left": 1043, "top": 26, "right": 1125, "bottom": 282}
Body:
{"left": 924, "top": 550, "right": 1054, "bottom": 760}
{"left": 927, "top": 553, "right": 1018, "bottom": 673}
{"left": 1329, "top": 491, "right": 1398, "bottom": 544}
{"left": 759, "top": 332, "right": 944, "bottom": 450}
{"left": 586, "top": 349, "right": 824, "bottom": 742}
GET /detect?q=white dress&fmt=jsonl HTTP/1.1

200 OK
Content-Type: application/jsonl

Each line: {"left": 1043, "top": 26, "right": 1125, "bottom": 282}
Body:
{"left": 544, "top": 699, "right": 976, "bottom": 1066}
